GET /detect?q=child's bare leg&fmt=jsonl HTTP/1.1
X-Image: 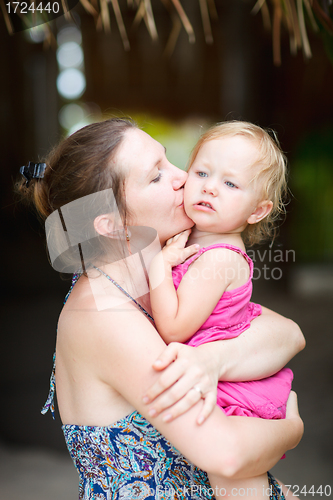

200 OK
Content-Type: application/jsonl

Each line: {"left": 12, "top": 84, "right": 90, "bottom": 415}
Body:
{"left": 208, "top": 472, "right": 270, "bottom": 500}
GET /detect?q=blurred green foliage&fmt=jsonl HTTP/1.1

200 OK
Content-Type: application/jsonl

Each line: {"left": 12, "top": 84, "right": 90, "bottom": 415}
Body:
{"left": 290, "top": 127, "right": 333, "bottom": 262}
{"left": 135, "top": 114, "right": 206, "bottom": 171}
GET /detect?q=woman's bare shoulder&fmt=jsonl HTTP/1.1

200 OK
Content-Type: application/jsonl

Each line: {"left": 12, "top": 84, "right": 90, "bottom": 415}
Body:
{"left": 60, "top": 274, "right": 141, "bottom": 319}
{"left": 58, "top": 274, "right": 158, "bottom": 355}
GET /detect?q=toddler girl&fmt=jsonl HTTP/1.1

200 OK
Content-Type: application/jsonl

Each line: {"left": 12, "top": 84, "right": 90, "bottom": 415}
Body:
{"left": 149, "top": 121, "right": 294, "bottom": 499}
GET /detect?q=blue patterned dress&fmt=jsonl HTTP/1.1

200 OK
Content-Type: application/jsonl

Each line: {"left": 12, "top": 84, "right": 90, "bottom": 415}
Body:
{"left": 42, "top": 273, "right": 285, "bottom": 500}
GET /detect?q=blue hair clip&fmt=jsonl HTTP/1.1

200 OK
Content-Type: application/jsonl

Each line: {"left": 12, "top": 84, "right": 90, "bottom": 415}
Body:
{"left": 20, "top": 161, "right": 47, "bottom": 186}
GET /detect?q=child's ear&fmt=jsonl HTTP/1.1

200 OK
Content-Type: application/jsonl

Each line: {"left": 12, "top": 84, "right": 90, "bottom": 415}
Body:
{"left": 247, "top": 200, "right": 273, "bottom": 225}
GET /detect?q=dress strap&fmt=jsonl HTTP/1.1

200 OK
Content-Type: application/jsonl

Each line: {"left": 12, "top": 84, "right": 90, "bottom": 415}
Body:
{"left": 64, "top": 271, "right": 81, "bottom": 304}
{"left": 182, "top": 243, "right": 253, "bottom": 275}
{"left": 41, "top": 351, "right": 56, "bottom": 419}
{"left": 93, "top": 266, "right": 154, "bottom": 322}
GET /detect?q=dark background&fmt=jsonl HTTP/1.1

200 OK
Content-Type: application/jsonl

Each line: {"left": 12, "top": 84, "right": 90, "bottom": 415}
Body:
{"left": 0, "top": 0, "right": 332, "bottom": 494}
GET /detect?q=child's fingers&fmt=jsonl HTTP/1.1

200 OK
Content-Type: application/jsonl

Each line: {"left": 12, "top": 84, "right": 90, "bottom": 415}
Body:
{"left": 165, "top": 236, "right": 175, "bottom": 246}
{"left": 164, "top": 243, "right": 199, "bottom": 267}
{"left": 171, "top": 230, "right": 190, "bottom": 245}
{"left": 166, "top": 229, "right": 191, "bottom": 246}
{"left": 165, "top": 237, "right": 174, "bottom": 246}
{"left": 181, "top": 244, "right": 200, "bottom": 261}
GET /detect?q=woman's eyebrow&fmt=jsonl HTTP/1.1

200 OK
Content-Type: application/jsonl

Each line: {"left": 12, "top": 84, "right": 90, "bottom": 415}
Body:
{"left": 143, "top": 148, "right": 167, "bottom": 180}
{"left": 154, "top": 146, "right": 167, "bottom": 166}
{"left": 154, "top": 146, "right": 167, "bottom": 167}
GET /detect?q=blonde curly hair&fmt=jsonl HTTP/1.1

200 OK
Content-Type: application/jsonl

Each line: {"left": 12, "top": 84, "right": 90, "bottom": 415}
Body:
{"left": 188, "top": 121, "right": 288, "bottom": 246}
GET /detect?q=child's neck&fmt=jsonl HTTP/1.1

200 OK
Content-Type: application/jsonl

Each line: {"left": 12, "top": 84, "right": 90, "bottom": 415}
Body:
{"left": 188, "top": 227, "right": 246, "bottom": 252}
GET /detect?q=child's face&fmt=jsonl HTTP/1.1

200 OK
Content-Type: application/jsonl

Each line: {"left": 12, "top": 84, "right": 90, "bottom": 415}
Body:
{"left": 184, "top": 135, "right": 267, "bottom": 234}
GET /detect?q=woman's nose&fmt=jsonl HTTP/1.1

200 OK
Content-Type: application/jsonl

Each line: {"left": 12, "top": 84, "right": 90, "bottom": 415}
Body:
{"left": 171, "top": 164, "right": 188, "bottom": 190}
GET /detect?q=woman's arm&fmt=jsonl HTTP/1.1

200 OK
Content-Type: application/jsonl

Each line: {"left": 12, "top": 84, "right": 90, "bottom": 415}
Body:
{"left": 78, "top": 304, "right": 303, "bottom": 479}
{"left": 143, "top": 307, "right": 305, "bottom": 423}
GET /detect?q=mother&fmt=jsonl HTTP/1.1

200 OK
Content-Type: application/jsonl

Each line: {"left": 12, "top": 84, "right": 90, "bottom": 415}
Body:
{"left": 19, "top": 118, "right": 304, "bottom": 499}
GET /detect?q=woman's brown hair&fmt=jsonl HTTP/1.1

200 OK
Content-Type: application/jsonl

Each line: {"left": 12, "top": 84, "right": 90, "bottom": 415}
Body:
{"left": 17, "top": 118, "right": 137, "bottom": 272}
{"left": 17, "top": 118, "right": 136, "bottom": 220}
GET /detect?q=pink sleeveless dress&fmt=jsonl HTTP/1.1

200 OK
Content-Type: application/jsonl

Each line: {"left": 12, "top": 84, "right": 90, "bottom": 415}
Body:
{"left": 172, "top": 243, "right": 293, "bottom": 420}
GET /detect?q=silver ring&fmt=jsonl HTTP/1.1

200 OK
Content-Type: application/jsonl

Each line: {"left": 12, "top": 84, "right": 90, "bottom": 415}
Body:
{"left": 192, "top": 385, "right": 203, "bottom": 397}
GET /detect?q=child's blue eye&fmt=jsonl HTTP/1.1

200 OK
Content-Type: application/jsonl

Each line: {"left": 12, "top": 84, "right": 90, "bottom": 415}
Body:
{"left": 198, "top": 172, "right": 208, "bottom": 177}
{"left": 225, "top": 181, "right": 237, "bottom": 188}
{"left": 152, "top": 173, "right": 162, "bottom": 183}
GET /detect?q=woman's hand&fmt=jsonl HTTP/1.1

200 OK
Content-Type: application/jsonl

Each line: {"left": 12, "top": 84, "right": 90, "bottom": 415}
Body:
{"left": 142, "top": 342, "right": 219, "bottom": 425}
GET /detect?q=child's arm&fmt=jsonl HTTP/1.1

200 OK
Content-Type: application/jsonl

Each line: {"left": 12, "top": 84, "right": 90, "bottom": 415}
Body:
{"left": 149, "top": 231, "right": 238, "bottom": 343}
{"left": 149, "top": 230, "right": 197, "bottom": 343}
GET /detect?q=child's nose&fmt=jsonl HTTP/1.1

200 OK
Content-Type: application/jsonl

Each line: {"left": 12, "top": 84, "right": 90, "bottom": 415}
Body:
{"left": 202, "top": 180, "right": 217, "bottom": 196}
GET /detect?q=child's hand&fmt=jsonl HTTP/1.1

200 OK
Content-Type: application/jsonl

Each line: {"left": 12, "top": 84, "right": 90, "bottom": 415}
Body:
{"left": 162, "top": 229, "right": 200, "bottom": 268}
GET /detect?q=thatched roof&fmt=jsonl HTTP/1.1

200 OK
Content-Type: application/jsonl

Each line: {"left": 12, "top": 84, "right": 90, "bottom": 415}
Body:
{"left": 2, "top": 0, "right": 333, "bottom": 64}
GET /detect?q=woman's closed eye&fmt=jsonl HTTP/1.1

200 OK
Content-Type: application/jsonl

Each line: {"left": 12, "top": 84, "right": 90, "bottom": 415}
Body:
{"left": 151, "top": 172, "right": 162, "bottom": 183}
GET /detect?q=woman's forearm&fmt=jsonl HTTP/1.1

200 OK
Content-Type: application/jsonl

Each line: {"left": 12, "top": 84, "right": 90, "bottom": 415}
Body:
{"left": 217, "top": 306, "right": 305, "bottom": 382}
{"left": 206, "top": 391, "right": 303, "bottom": 478}
{"left": 205, "top": 411, "right": 303, "bottom": 478}
{"left": 144, "top": 307, "right": 305, "bottom": 423}
{"left": 149, "top": 394, "right": 304, "bottom": 479}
